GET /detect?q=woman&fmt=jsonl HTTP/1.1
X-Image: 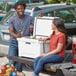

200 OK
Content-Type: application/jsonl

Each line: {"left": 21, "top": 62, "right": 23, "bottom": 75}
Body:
{"left": 33, "top": 18, "right": 68, "bottom": 76}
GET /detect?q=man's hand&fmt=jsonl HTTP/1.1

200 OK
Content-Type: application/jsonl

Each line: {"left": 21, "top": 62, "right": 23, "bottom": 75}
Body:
{"left": 16, "top": 33, "right": 22, "bottom": 38}
{"left": 9, "top": 28, "right": 22, "bottom": 38}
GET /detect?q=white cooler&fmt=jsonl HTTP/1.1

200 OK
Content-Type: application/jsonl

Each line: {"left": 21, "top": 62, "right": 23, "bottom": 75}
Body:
{"left": 17, "top": 17, "right": 58, "bottom": 58}
{"left": 17, "top": 37, "right": 50, "bottom": 58}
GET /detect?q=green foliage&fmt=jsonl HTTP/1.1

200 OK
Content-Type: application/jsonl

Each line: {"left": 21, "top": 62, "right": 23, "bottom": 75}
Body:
{"left": 47, "top": 0, "right": 76, "bottom": 4}
{"left": 72, "top": 0, "right": 76, "bottom": 3}
{"left": 0, "top": 2, "right": 12, "bottom": 12}
{"left": 0, "top": 5, "right": 2, "bottom": 10}
{"left": 61, "top": 0, "right": 66, "bottom": 2}
{"left": 47, "top": 0, "right": 60, "bottom": 4}
{"left": 47, "top": 0, "right": 68, "bottom": 4}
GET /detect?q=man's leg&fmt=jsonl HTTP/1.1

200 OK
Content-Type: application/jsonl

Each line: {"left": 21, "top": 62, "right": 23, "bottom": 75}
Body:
{"left": 8, "top": 39, "right": 18, "bottom": 65}
{"left": 8, "top": 39, "right": 22, "bottom": 72}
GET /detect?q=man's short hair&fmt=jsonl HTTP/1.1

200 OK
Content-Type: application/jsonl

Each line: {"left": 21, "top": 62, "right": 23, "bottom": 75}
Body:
{"left": 14, "top": 1, "right": 26, "bottom": 9}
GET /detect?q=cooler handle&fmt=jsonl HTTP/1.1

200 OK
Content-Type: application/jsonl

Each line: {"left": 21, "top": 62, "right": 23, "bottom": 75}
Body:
{"left": 25, "top": 42, "right": 31, "bottom": 44}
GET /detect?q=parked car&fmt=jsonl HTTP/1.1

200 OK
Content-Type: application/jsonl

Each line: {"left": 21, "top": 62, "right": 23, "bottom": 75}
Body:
{"left": 0, "top": 16, "right": 4, "bottom": 21}
{"left": 0, "top": 4, "right": 76, "bottom": 56}
{"left": 0, "top": 13, "right": 6, "bottom": 21}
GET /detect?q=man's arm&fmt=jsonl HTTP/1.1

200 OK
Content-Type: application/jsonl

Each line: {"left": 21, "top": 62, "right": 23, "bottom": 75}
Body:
{"left": 9, "top": 27, "right": 22, "bottom": 38}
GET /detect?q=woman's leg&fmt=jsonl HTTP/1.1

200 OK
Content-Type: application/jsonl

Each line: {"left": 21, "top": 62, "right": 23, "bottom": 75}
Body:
{"left": 34, "top": 57, "right": 41, "bottom": 71}
{"left": 34, "top": 54, "right": 64, "bottom": 75}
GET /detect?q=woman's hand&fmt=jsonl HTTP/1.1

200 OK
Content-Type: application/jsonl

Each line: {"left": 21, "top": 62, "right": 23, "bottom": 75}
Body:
{"left": 40, "top": 54, "right": 48, "bottom": 57}
{"left": 36, "top": 38, "right": 47, "bottom": 42}
{"left": 42, "top": 38, "right": 47, "bottom": 42}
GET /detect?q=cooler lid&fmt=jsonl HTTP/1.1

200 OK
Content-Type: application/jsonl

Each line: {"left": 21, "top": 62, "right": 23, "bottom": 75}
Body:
{"left": 33, "top": 17, "right": 58, "bottom": 38}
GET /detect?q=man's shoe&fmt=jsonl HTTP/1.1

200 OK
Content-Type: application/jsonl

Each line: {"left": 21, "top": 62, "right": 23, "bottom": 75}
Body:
{"left": 17, "top": 71, "right": 25, "bottom": 76}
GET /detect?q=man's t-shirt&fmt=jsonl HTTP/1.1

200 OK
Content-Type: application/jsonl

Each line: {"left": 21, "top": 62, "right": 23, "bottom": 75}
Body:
{"left": 50, "top": 32, "right": 66, "bottom": 58}
{"left": 8, "top": 14, "right": 34, "bottom": 40}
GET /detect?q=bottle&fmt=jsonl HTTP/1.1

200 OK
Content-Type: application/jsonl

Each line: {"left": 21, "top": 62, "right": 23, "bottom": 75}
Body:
{"left": 19, "top": 27, "right": 23, "bottom": 34}
{"left": 10, "top": 64, "right": 15, "bottom": 71}
{"left": 0, "top": 69, "right": 1, "bottom": 76}
{"left": 0, "top": 73, "right": 5, "bottom": 76}
{"left": 1, "top": 64, "right": 6, "bottom": 74}
{"left": 11, "top": 72, "right": 17, "bottom": 76}
{"left": 14, "top": 69, "right": 17, "bottom": 73}
{"left": 72, "top": 36, "right": 76, "bottom": 64}
{"left": 0, "top": 64, "right": 2, "bottom": 74}
{"left": 6, "top": 63, "right": 11, "bottom": 69}
{"left": 6, "top": 67, "right": 12, "bottom": 75}
{"left": 6, "top": 63, "right": 11, "bottom": 66}
{"left": 0, "top": 69, "right": 1, "bottom": 73}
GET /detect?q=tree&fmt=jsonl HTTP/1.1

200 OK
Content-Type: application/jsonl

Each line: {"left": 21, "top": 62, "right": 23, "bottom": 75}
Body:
{"left": 72, "top": 0, "right": 76, "bottom": 3}
{"left": 47, "top": 0, "right": 72, "bottom": 4}
{"left": 47, "top": 0, "right": 60, "bottom": 4}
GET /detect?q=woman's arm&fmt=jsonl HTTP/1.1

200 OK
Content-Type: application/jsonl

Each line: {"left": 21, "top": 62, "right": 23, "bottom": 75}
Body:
{"left": 36, "top": 35, "right": 51, "bottom": 41}
{"left": 45, "top": 34, "right": 65, "bottom": 56}
{"left": 40, "top": 43, "right": 63, "bottom": 57}
{"left": 42, "top": 32, "right": 54, "bottom": 41}
{"left": 43, "top": 36, "right": 51, "bottom": 41}
{"left": 47, "top": 43, "right": 63, "bottom": 55}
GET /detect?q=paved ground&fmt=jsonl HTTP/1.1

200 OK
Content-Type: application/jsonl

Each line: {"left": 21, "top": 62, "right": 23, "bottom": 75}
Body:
{"left": 0, "top": 57, "right": 8, "bottom": 65}
{"left": 0, "top": 56, "right": 76, "bottom": 76}
{"left": 0, "top": 44, "right": 8, "bottom": 57}
{"left": 0, "top": 56, "right": 50, "bottom": 76}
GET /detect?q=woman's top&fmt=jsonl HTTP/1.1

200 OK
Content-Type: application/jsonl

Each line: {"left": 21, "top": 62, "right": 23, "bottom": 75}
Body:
{"left": 50, "top": 32, "right": 66, "bottom": 58}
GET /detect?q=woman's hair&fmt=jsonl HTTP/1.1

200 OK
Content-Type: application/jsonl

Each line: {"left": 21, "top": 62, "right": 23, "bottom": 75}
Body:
{"left": 53, "top": 18, "right": 68, "bottom": 44}
{"left": 14, "top": 1, "right": 26, "bottom": 9}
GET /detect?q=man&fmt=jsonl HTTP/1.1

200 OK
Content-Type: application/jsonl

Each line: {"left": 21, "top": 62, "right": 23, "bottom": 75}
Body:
{"left": 8, "top": 1, "right": 34, "bottom": 72}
